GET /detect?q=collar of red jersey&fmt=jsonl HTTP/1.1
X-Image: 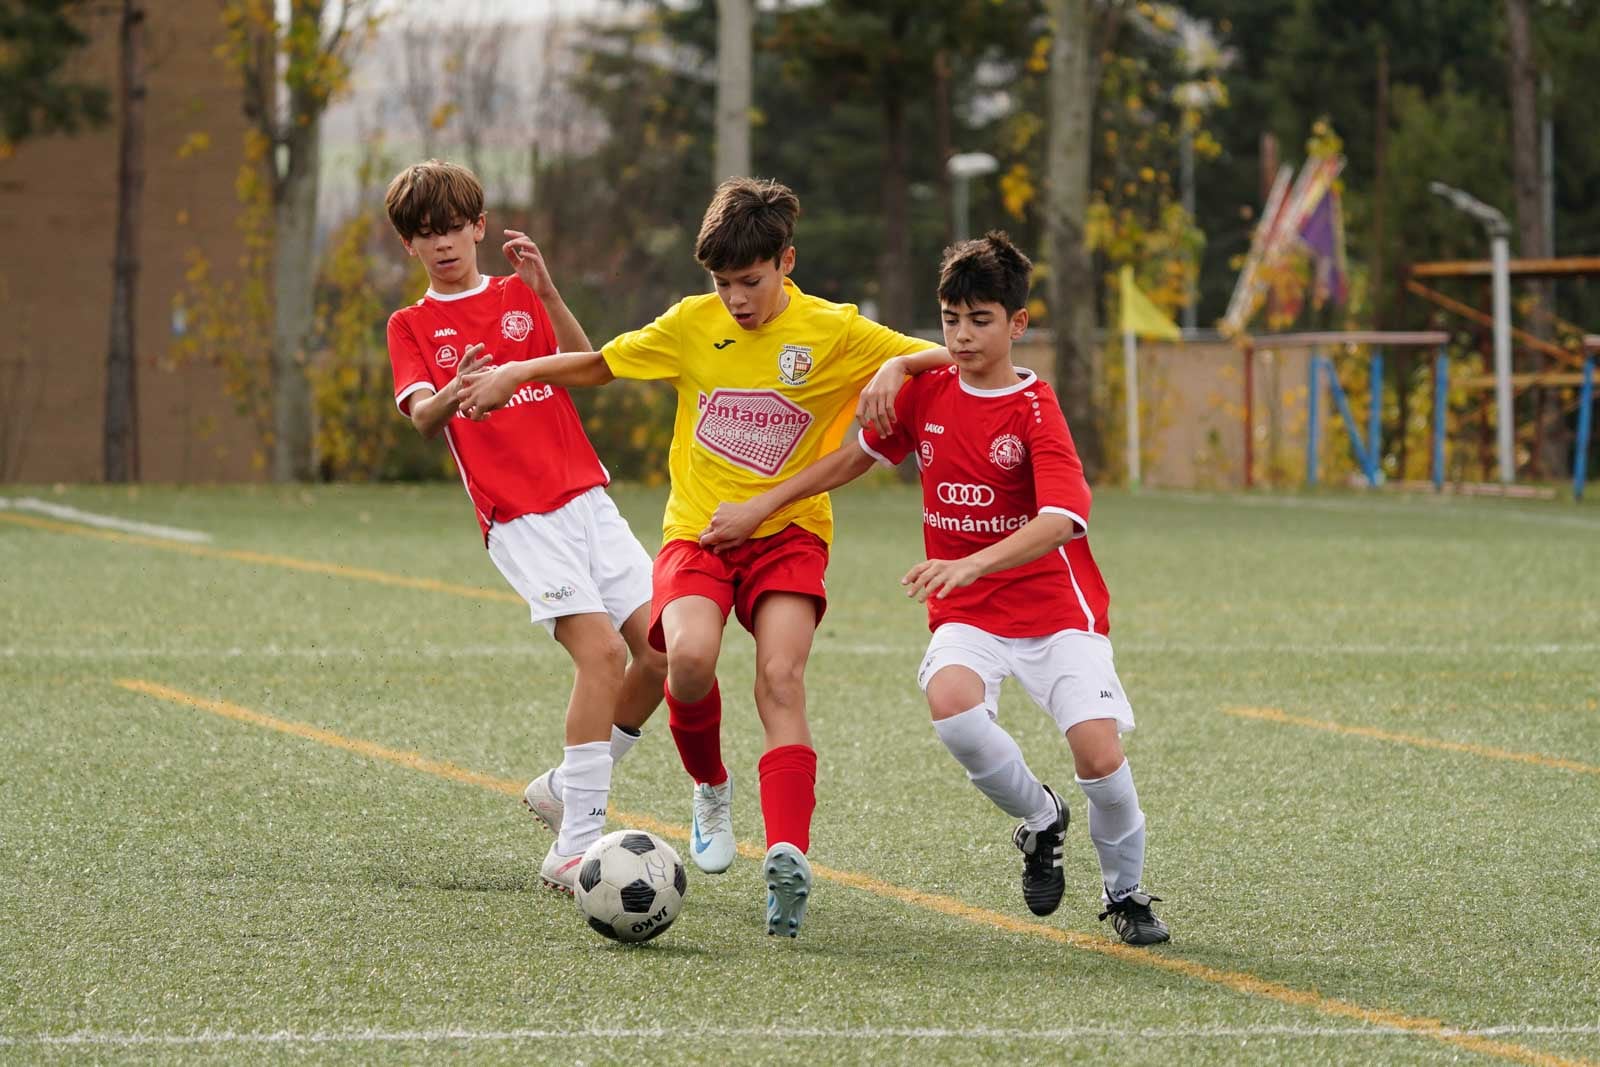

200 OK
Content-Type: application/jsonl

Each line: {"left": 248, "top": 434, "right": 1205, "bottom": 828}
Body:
{"left": 424, "top": 276, "right": 492, "bottom": 302}
{"left": 959, "top": 366, "right": 1038, "bottom": 398}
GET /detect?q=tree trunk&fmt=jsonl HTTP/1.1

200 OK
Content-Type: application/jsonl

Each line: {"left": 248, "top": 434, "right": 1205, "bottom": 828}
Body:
{"left": 878, "top": 84, "right": 913, "bottom": 330}
{"left": 1506, "top": 0, "right": 1564, "bottom": 476}
{"left": 1046, "top": 0, "right": 1102, "bottom": 479}
{"left": 104, "top": 0, "right": 145, "bottom": 483}
{"left": 271, "top": 122, "right": 321, "bottom": 482}
{"left": 714, "top": 0, "right": 752, "bottom": 182}
{"left": 934, "top": 49, "right": 954, "bottom": 246}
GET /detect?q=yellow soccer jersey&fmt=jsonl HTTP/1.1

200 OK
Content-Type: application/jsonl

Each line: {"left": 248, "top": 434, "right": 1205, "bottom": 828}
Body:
{"left": 602, "top": 278, "right": 934, "bottom": 545}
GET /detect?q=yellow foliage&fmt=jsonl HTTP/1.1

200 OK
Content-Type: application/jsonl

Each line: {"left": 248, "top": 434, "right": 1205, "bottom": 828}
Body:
{"left": 1000, "top": 163, "right": 1034, "bottom": 221}
{"left": 176, "top": 131, "right": 211, "bottom": 159}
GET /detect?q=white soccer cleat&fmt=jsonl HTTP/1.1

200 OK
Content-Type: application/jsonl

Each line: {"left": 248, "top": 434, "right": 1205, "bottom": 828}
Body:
{"left": 539, "top": 843, "right": 583, "bottom": 896}
{"left": 764, "top": 842, "right": 812, "bottom": 937}
{"left": 688, "top": 776, "right": 736, "bottom": 874}
{"left": 523, "top": 769, "right": 562, "bottom": 834}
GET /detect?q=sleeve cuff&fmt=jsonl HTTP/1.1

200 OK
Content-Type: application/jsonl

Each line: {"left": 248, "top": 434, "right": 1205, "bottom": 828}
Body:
{"left": 856, "top": 429, "right": 899, "bottom": 468}
{"left": 1040, "top": 505, "right": 1088, "bottom": 538}
{"left": 395, "top": 380, "right": 434, "bottom": 414}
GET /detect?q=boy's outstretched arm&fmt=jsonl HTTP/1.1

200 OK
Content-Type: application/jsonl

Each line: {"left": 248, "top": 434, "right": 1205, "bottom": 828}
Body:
{"left": 699, "top": 437, "right": 877, "bottom": 552}
{"left": 502, "top": 229, "right": 592, "bottom": 353}
{"left": 856, "top": 347, "right": 952, "bottom": 436}
{"left": 457, "top": 349, "right": 614, "bottom": 419}
{"left": 902, "top": 513, "right": 1077, "bottom": 603}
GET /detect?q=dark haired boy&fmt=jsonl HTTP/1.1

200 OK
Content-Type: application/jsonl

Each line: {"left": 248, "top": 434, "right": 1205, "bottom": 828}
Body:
{"left": 458, "top": 176, "right": 951, "bottom": 937}
{"left": 381, "top": 160, "right": 668, "bottom": 895}
{"left": 699, "top": 232, "right": 1170, "bottom": 945}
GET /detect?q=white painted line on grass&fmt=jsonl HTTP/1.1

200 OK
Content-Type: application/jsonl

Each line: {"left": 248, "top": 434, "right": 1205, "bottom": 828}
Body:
{"left": 3, "top": 1023, "right": 1597, "bottom": 1048}
{"left": 0, "top": 496, "right": 212, "bottom": 543}
{"left": 6, "top": 640, "right": 1595, "bottom": 660}
{"left": 1158, "top": 491, "right": 1600, "bottom": 530}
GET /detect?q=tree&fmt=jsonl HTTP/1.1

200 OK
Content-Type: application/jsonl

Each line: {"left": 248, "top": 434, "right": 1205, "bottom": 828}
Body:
{"left": 103, "top": 0, "right": 145, "bottom": 482}
{"left": 0, "top": 0, "right": 108, "bottom": 155}
{"left": 223, "top": 0, "right": 376, "bottom": 482}
{"left": 1045, "top": 0, "right": 1103, "bottom": 478}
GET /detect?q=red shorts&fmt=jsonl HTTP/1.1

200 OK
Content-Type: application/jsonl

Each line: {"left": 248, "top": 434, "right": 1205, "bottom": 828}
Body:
{"left": 648, "top": 524, "right": 830, "bottom": 651}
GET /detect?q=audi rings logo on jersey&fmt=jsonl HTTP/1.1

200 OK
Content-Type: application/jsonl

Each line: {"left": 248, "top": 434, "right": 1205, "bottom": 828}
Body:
{"left": 937, "top": 482, "right": 996, "bottom": 507}
{"left": 434, "top": 344, "right": 459, "bottom": 368}
{"left": 501, "top": 310, "right": 533, "bottom": 342}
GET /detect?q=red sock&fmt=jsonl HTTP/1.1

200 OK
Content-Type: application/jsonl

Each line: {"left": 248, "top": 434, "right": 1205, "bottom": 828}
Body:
{"left": 758, "top": 744, "right": 817, "bottom": 853}
{"left": 666, "top": 679, "right": 726, "bottom": 786}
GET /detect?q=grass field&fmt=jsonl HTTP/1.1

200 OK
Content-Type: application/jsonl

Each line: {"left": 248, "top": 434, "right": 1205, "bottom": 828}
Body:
{"left": 2, "top": 482, "right": 1597, "bottom": 1065}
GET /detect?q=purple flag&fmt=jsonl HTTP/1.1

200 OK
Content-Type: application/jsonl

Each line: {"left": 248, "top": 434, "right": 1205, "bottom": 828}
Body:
{"left": 1298, "top": 190, "right": 1347, "bottom": 307}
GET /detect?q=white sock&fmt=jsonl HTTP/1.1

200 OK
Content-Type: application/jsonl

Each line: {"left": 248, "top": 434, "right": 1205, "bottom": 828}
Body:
{"left": 550, "top": 724, "right": 640, "bottom": 795}
{"left": 1076, "top": 759, "right": 1145, "bottom": 900}
{"left": 610, "top": 723, "right": 642, "bottom": 762}
{"left": 555, "top": 740, "right": 612, "bottom": 857}
{"left": 933, "top": 704, "right": 1051, "bottom": 823}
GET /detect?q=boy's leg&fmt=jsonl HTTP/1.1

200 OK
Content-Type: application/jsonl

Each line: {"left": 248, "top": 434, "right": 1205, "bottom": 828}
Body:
{"left": 1020, "top": 632, "right": 1168, "bottom": 944}
{"left": 549, "top": 611, "right": 626, "bottom": 847}
{"left": 660, "top": 593, "right": 737, "bottom": 874}
{"left": 749, "top": 592, "right": 820, "bottom": 937}
{"left": 921, "top": 628, "right": 1065, "bottom": 916}
{"left": 614, "top": 602, "right": 668, "bottom": 732}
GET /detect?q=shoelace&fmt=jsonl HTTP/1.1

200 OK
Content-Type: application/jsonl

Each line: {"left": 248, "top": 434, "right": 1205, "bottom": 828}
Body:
{"left": 696, "top": 787, "right": 732, "bottom": 836}
{"left": 1099, "top": 893, "right": 1163, "bottom": 922}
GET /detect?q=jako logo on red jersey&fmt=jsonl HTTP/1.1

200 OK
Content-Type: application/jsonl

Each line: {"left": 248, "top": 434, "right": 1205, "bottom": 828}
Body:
{"left": 989, "top": 433, "right": 1026, "bottom": 470}
{"left": 937, "top": 482, "right": 995, "bottom": 507}
{"left": 695, "top": 389, "right": 814, "bottom": 476}
{"left": 435, "top": 344, "right": 459, "bottom": 368}
{"left": 501, "top": 310, "right": 533, "bottom": 342}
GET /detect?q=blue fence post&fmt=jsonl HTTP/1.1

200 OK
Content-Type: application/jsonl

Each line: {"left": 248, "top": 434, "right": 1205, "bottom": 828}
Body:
{"left": 1325, "top": 357, "right": 1370, "bottom": 484}
{"left": 1432, "top": 347, "right": 1448, "bottom": 492}
{"left": 1575, "top": 355, "right": 1595, "bottom": 502}
{"left": 1368, "top": 350, "right": 1384, "bottom": 486}
{"left": 1306, "top": 351, "right": 1321, "bottom": 487}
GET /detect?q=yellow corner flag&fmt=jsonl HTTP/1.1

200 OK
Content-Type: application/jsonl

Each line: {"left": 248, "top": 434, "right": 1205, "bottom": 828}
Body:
{"left": 1119, "top": 265, "right": 1182, "bottom": 341}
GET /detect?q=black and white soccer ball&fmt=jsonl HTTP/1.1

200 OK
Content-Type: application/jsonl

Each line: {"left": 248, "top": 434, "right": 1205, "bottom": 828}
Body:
{"left": 574, "top": 829, "right": 687, "bottom": 943}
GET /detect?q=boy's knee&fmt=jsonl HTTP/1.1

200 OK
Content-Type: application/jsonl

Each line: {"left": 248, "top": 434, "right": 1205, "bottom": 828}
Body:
{"left": 636, "top": 644, "right": 669, "bottom": 681}
{"left": 571, "top": 631, "right": 628, "bottom": 676}
{"left": 666, "top": 643, "right": 718, "bottom": 700}
{"left": 754, "top": 654, "right": 805, "bottom": 710}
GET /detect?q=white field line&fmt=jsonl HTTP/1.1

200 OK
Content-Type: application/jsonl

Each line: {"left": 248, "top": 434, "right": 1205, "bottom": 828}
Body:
{"left": 4, "top": 641, "right": 1596, "bottom": 659}
{"left": 0, "top": 496, "right": 212, "bottom": 543}
{"left": 1157, "top": 490, "right": 1600, "bottom": 530}
{"left": 3, "top": 1023, "right": 1597, "bottom": 1048}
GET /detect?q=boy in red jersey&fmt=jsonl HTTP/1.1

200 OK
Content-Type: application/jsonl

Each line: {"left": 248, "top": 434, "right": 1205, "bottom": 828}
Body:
{"left": 382, "top": 160, "right": 667, "bottom": 895}
{"left": 698, "top": 232, "right": 1170, "bottom": 945}
{"left": 458, "top": 178, "right": 951, "bottom": 937}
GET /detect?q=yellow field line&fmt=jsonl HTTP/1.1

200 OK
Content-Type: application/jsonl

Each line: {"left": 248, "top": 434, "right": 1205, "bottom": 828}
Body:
{"left": 1, "top": 511, "right": 521, "bottom": 604}
{"left": 117, "top": 678, "right": 1593, "bottom": 1067}
{"left": 1227, "top": 706, "right": 1600, "bottom": 775}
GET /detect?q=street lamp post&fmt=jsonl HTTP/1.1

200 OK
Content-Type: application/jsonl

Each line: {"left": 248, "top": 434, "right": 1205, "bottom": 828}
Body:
{"left": 947, "top": 152, "right": 998, "bottom": 242}
{"left": 1429, "top": 181, "right": 1515, "bottom": 484}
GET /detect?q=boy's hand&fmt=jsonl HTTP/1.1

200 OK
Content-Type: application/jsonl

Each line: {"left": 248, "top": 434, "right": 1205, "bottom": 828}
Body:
{"left": 698, "top": 500, "right": 766, "bottom": 553}
{"left": 458, "top": 360, "right": 521, "bottom": 420}
{"left": 502, "top": 230, "right": 558, "bottom": 302}
{"left": 901, "top": 557, "right": 983, "bottom": 602}
{"left": 856, "top": 356, "right": 906, "bottom": 436}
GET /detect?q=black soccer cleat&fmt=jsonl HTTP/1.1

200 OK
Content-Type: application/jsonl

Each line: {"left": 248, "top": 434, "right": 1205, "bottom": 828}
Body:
{"left": 1011, "top": 785, "right": 1068, "bottom": 917}
{"left": 1098, "top": 890, "right": 1171, "bottom": 945}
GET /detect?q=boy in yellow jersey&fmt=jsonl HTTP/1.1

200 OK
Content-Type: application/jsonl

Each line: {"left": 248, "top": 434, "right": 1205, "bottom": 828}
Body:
{"left": 458, "top": 177, "right": 950, "bottom": 936}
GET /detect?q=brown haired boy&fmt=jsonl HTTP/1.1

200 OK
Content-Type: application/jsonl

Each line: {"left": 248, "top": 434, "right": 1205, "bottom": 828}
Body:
{"left": 458, "top": 176, "right": 951, "bottom": 937}
{"left": 698, "top": 232, "right": 1170, "bottom": 945}
{"left": 381, "top": 159, "right": 668, "bottom": 895}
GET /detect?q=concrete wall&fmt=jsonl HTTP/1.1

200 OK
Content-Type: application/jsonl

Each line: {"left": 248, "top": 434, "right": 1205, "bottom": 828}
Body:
{"left": 1010, "top": 334, "right": 1315, "bottom": 490}
{"left": 0, "top": 3, "right": 259, "bottom": 483}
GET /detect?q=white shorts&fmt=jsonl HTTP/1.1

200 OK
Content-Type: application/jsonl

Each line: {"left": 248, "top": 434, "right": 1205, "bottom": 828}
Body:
{"left": 916, "top": 623, "right": 1136, "bottom": 735}
{"left": 487, "top": 486, "right": 654, "bottom": 634}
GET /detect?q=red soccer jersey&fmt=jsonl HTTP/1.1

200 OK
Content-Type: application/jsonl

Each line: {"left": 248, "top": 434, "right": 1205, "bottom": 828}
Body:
{"left": 859, "top": 365, "right": 1111, "bottom": 638}
{"left": 386, "top": 275, "right": 608, "bottom": 540}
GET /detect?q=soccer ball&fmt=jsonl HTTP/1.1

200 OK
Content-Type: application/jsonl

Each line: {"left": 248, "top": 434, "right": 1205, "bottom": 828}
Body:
{"left": 574, "top": 829, "right": 687, "bottom": 943}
